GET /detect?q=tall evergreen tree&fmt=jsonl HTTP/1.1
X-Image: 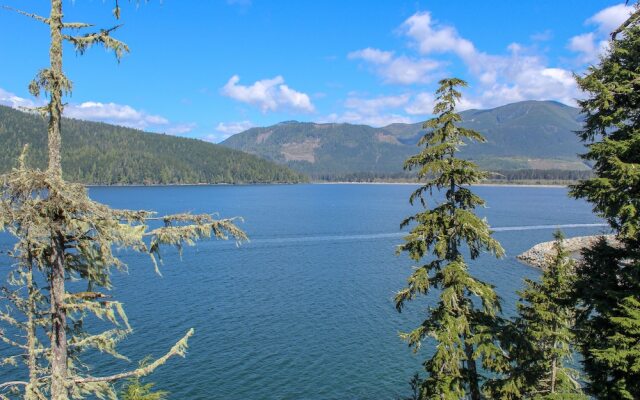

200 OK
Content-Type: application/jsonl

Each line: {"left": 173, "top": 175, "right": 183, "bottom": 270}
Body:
{"left": 0, "top": 2, "right": 247, "bottom": 399}
{"left": 396, "top": 78, "right": 505, "bottom": 400}
{"left": 487, "top": 231, "right": 585, "bottom": 399}
{"left": 569, "top": 3, "right": 640, "bottom": 399}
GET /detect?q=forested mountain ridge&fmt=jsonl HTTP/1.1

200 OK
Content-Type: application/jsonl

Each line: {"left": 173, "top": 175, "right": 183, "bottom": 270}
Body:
{"left": 0, "top": 105, "right": 306, "bottom": 184}
{"left": 222, "top": 100, "right": 589, "bottom": 178}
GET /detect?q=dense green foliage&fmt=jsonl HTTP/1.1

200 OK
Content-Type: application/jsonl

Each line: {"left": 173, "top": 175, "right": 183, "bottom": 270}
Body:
{"left": 569, "top": 7, "right": 640, "bottom": 398}
{"left": 396, "top": 78, "right": 505, "bottom": 399}
{"left": 0, "top": 105, "right": 306, "bottom": 184}
{"left": 222, "top": 101, "right": 588, "bottom": 179}
{"left": 488, "top": 232, "right": 585, "bottom": 399}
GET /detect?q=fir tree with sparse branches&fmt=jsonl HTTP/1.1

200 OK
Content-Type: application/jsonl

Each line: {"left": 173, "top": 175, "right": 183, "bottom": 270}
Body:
{"left": 0, "top": 2, "right": 247, "bottom": 399}
{"left": 568, "top": 3, "right": 640, "bottom": 399}
{"left": 396, "top": 78, "right": 505, "bottom": 400}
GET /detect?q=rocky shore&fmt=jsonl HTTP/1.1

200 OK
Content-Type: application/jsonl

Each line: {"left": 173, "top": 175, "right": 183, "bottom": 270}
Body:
{"left": 517, "top": 235, "right": 618, "bottom": 269}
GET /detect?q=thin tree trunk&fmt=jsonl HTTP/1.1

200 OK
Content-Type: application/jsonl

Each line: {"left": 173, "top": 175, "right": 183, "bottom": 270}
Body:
{"left": 48, "top": 1, "right": 68, "bottom": 398}
{"left": 50, "top": 232, "right": 68, "bottom": 400}
{"left": 48, "top": 0, "right": 63, "bottom": 175}
{"left": 464, "top": 338, "right": 481, "bottom": 400}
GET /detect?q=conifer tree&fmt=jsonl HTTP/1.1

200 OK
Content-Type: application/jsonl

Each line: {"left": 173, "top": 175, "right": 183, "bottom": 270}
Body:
{"left": 0, "top": 2, "right": 247, "bottom": 399}
{"left": 569, "top": 3, "right": 640, "bottom": 398}
{"left": 396, "top": 78, "right": 505, "bottom": 400}
{"left": 486, "top": 231, "right": 585, "bottom": 399}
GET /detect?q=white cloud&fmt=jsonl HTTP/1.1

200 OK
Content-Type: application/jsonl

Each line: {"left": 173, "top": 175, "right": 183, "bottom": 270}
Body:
{"left": 568, "top": 4, "right": 634, "bottom": 64}
{"left": 398, "top": 11, "right": 581, "bottom": 108}
{"left": 221, "top": 75, "right": 315, "bottom": 113}
{"left": 1, "top": 87, "right": 195, "bottom": 135}
{"left": 200, "top": 121, "right": 255, "bottom": 144}
{"left": 323, "top": 112, "right": 413, "bottom": 127}
{"left": 348, "top": 48, "right": 393, "bottom": 64}
{"left": 215, "top": 120, "right": 254, "bottom": 135}
{"left": 401, "top": 12, "right": 477, "bottom": 61}
{"left": 202, "top": 134, "right": 227, "bottom": 143}
{"left": 345, "top": 94, "right": 411, "bottom": 112}
{"left": 531, "top": 30, "right": 553, "bottom": 42}
{"left": 568, "top": 32, "right": 606, "bottom": 63}
{"left": 404, "top": 92, "right": 434, "bottom": 115}
{"left": 65, "top": 101, "right": 169, "bottom": 130}
{"left": 0, "top": 88, "right": 38, "bottom": 109}
{"left": 322, "top": 94, "right": 414, "bottom": 126}
{"left": 348, "top": 47, "right": 440, "bottom": 85}
{"left": 588, "top": 3, "right": 634, "bottom": 34}
{"left": 166, "top": 123, "right": 198, "bottom": 135}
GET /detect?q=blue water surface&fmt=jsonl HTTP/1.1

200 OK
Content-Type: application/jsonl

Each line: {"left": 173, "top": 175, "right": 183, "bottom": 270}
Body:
{"left": 0, "top": 184, "right": 606, "bottom": 399}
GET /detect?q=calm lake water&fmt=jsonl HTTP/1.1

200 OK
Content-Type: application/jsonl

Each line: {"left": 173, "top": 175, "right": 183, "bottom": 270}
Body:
{"left": 0, "top": 184, "right": 606, "bottom": 399}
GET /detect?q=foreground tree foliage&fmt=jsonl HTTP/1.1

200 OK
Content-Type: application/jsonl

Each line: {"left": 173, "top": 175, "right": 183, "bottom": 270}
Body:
{"left": 396, "top": 78, "right": 505, "bottom": 400}
{"left": 0, "top": 1, "right": 247, "bottom": 399}
{"left": 568, "top": 3, "right": 640, "bottom": 399}
{"left": 487, "top": 231, "right": 585, "bottom": 399}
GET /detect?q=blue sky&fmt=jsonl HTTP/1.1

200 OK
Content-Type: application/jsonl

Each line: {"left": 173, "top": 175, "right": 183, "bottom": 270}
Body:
{"left": 0, "top": 1, "right": 634, "bottom": 142}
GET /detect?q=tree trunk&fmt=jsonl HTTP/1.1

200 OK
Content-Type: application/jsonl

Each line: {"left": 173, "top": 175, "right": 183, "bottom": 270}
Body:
{"left": 464, "top": 339, "right": 481, "bottom": 400}
{"left": 48, "top": 0, "right": 63, "bottom": 176}
{"left": 48, "top": 2, "right": 68, "bottom": 398}
{"left": 50, "top": 232, "right": 68, "bottom": 400}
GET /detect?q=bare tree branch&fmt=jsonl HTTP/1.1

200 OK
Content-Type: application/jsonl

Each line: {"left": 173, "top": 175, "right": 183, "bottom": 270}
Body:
{"left": 0, "top": 381, "right": 28, "bottom": 389}
{"left": 71, "top": 329, "right": 194, "bottom": 385}
{"left": 0, "top": 6, "right": 49, "bottom": 24}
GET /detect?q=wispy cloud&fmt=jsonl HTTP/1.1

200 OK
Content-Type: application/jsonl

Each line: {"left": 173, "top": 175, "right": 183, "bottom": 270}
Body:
{"left": 322, "top": 94, "right": 414, "bottom": 127}
{"left": 166, "top": 122, "right": 198, "bottom": 135}
{"left": 200, "top": 120, "right": 255, "bottom": 143}
{"left": 65, "top": 101, "right": 169, "bottom": 129}
{"left": 0, "top": 88, "right": 39, "bottom": 109}
{"left": 568, "top": 3, "right": 634, "bottom": 64}
{"left": 0, "top": 87, "right": 196, "bottom": 135}
{"left": 221, "top": 75, "right": 315, "bottom": 113}
{"left": 348, "top": 47, "right": 440, "bottom": 85}
{"left": 216, "top": 120, "right": 254, "bottom": 135}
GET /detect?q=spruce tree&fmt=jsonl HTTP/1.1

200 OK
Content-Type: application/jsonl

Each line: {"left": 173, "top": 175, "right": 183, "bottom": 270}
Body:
{"left": 396, "top": 78, "right": 505, "bottom": 400}
{"left": 569, "top": 3, "right": 640, "bottom": 399}
{"left": 487, "top": 231, "right": 585, "bottom": 399}
{"left": 0, "top": 2, "right": 247, "bottom": 399}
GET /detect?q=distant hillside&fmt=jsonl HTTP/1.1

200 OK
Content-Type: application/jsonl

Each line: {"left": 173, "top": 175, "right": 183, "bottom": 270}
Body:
{"left": 222, "top": 101, "right": 589, "bottom": 179}
{"left": 0, "top": 105, "right": 306, "bottom": 184}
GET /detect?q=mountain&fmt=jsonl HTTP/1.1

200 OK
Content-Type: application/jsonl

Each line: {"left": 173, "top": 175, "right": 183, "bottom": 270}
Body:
{"left": 0, "top": 105, "right": 306, "bottom": 184}
{"left": 222, "top": 101, "right": 589, "bottom": 179}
